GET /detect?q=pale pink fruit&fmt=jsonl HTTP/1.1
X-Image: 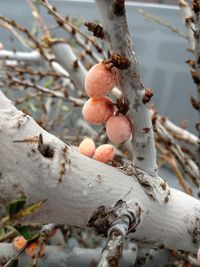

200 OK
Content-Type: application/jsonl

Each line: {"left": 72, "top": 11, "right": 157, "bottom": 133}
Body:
{"left": 94, "top": 144, "right": 115, "bottom": 163}
{"left": 106, "top": 114, "right": 132, "bottom": 144}
{"left": 85, "top": 63, "right": 116, "bottom": 98}
{"left": 0, "top": 43, "right": 4, "bottom": 50}
{"left": 78, "top": 138, "right": 96, "bottom": 158}
{"left": 197, "top": 248, "right": 200, "bottom": 264}
{"left": 82, "top": 97, "right": 114, "bottom": 124}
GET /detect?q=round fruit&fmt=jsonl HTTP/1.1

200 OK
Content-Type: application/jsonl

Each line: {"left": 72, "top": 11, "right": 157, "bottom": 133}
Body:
{"left": 106, "top": 114, "right": 132, "bottom": 144}
{"left": 94, "top": 144, "right": 115, "bottom": 163}
{"left": 85, "top": 63, "right": 116, "bottom": 98}
{"left": 82, "top": 97, "right": 114, "bottom": 124}
{"left": 79, "top": 138, "right": 96, "bottom": 158}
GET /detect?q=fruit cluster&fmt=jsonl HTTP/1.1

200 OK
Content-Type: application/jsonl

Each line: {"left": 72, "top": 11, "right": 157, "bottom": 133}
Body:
{"left": 82, "top": 62, "right": 132, "bottom": 145}
{"left": 78, "top": 138, "right": 115, "bottom": 163}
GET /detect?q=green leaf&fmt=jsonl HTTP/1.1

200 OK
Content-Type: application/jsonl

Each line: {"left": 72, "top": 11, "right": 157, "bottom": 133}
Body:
{"left": 8, "top": 259, "right": 18, "bottom": 267}
{"left": 14, "top": 225, "right": 40, "bottom": 241}
{"left": 6, "top": 199, "right": 26, "bottom": 219}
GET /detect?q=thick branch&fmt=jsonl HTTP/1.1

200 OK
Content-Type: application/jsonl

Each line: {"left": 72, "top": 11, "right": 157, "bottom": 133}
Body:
{"left": 0, "top": 91, "right": 199, "bottom": 253}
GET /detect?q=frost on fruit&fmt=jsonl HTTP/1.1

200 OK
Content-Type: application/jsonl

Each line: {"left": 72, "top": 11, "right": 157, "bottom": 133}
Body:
{"left": 94, "top": 144, "right": 115, "bottom": 163}
{"left": 13, "top": 236, "right": 27, "bottom": 251}
{"left": 85, "top": 62, "right": 116, "bottom": 98}
{"left": 79, "top": 138, "right": 96, "bottom": 158}
{"left": 106, "top": 114, "right": 132, "bottom": 144}
{"left": 82, "top": 97, "right": 114, "bottom": 124}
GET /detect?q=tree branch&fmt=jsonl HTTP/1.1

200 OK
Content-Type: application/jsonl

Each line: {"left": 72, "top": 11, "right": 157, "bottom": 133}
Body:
{"left": 0, "top": 91, "right": 199, "bottom": 253}
{"left": 95, "top": 0, "right": 157, "bottom": 177}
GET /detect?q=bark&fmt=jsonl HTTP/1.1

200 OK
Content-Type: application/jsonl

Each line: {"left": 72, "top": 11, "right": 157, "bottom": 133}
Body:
{"left": 0, "top": 91, "right": 199, "bottom": 253}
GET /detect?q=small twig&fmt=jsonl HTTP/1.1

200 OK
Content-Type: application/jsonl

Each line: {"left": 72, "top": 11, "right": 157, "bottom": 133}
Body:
{"left": 0, "top": 76, "right": 85, "bottom": 106}
{"left": 155, "top": 119, "right": 200, "bottom": 186}
{"left": 156, "top": 112, "right": 199, "bottom": 146}
{"left": 179, "top": 0, "right": 195, "bottom": 51}
{"left": 0, "top": 15, "right": 53, "bottom": 64}
{"left": 39, "top": 0, "right": 103, "bottom": 53}
{"left": 98, "top": 215, "right": 130, "bottom": 267}
{"left": 138, "top": 9, "right": 188, "bottom": 40}
{"left": 0, "top": 21, "right": 30, "bottom": 49}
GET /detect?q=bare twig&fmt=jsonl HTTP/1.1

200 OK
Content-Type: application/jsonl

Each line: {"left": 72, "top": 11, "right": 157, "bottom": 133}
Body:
{"left": 179, "top": 0, "right": 195, "bottom": 51}
{"left": 38, "top": 0, "right": 103, "bottom": 53}
{"left": 139, "top": 9, "right": 188, "bottom": 40}
{"left": 0, "top": 77, "right": 85, "bottom": 106}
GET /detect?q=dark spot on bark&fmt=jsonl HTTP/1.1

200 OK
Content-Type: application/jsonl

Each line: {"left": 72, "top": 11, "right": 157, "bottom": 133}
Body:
{"left": 96, "top": 175, "right": 102, "bottom": 182}
{"left": 160, "top": 181, "right": 167, "bottom": 191}
{"left": 38, "top": 134, "right": 54, "bottom": 159}
{"left": 143, "top": 128, "right": 150, "bottom": 133}
{"left": 137, "top": 157, "right": 144, "bottom": 161}
{"left": 87, "top": 205, "right": 117, "bottom": 235}
{"left": 84, "top": 22, "right": 104, "bottom": 39}
{"left": 191, "top": 96, "right": 200, "bottom": 111}
{"left": 164, "top": 196, "right": 169, "bottom": 203}
{"left": 88, "top": 200, "right": 127, "bottom": 236}
{"left": 73, "top": 59, "right": 79, "bottom": 69}
{"left": 193, "top": 0, "right": 200, "bottom": 13}
{"left": 143, "top": 88, "right": 153, "bottom": 104}
{"left": 112, "top": 0, "right": 125, "bottom": 16}
{"left": 191, "top": 70, "right": 200, "bottom": 84}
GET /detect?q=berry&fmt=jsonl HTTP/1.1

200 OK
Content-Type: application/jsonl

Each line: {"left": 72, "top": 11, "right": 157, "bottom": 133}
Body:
{"left": 85, "top": 63, "right": 116, "bottom": 98}
{"left": 26, "top": 241, "right": 45, "bottom": 258}
{"left": 79, "top": 138, "right": 96, "bottom": 158}
{"left": 13, "top": 236, "right": 27, "bottom": 251}
{"left": 106, "top": 114, "right": 132, "bottom": 144}
{"left": 82, "top": 97, "right": 114, "bottom": 124}
{"left": 94, "top": 144, "right": 115, "bottom": 163}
